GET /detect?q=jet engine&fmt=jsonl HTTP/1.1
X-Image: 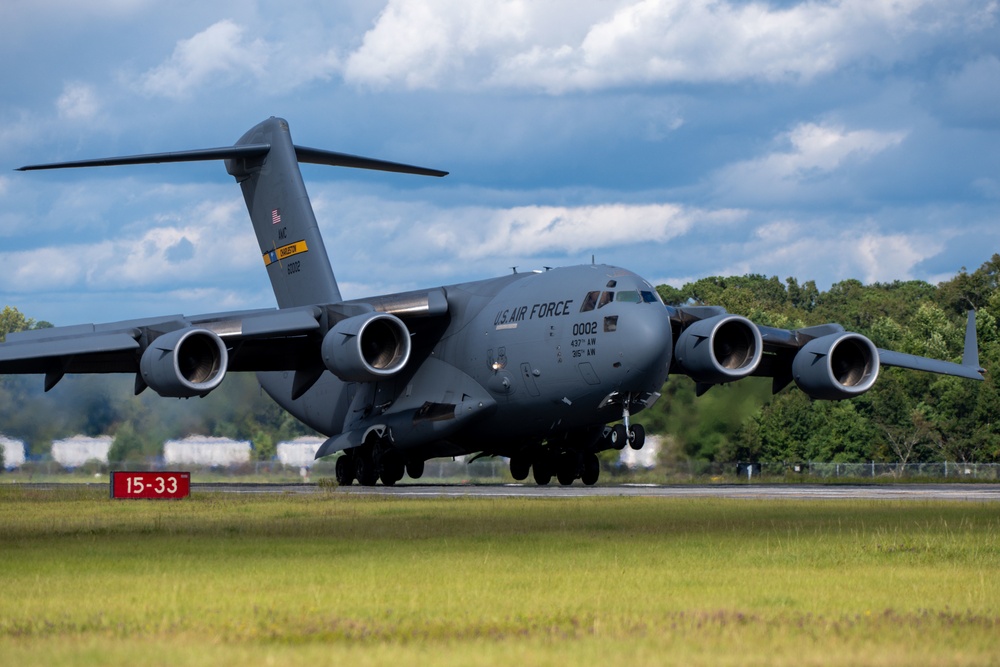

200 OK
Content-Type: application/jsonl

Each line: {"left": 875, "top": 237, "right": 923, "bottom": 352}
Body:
{"left": 792, "top": 332, "right": 879, "bottom": 400}
{"left": 673, "top": 314, "right": 763, "bottom": 384}
{"left": 139, "top": 328, "right": 228, "bottom": 398}
{"left": 322, "top": 312, "right": 411, "bottom": 382}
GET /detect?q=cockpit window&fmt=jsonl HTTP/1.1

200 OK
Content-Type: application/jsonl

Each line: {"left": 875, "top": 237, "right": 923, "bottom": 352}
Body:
{"left": 582, "top": 290, "right": 620, "bottom": 311}
{"left": 641, "top": 290, "right": 660, "bottom": 304}
{"left": 615, "top": 290, "right": 642, "bottom": 303}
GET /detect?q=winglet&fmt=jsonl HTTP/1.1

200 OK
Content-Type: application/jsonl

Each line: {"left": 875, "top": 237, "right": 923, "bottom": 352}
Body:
{"left": 962, "top": 310, "right": 984, "bottom": 375}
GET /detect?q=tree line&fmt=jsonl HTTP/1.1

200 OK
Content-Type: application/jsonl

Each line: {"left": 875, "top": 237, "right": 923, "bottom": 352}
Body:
{"left": 651, "top": 255, "right": 1000, "bottom": 465}
{"left": 1, "top": 255, "right": 998, "bottom": 465}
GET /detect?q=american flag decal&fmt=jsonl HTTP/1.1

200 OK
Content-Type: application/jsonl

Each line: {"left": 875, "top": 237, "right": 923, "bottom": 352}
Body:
{"left": 271, "top": 209, "right": 281, "bottom": 225}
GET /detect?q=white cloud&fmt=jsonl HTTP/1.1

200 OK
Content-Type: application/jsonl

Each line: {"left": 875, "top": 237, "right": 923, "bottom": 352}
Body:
{"left": 726, "top": 220, "right": 945, "bottom": 285}
{"left": 2, "top": 200, "right": 256, "bottom": 292}
{"left": 432, "top": 203, "right": 743, "bottom": 259}
{"left": 710, "top": 122, "right": 907, "bottom": 203}
{"left": 344, "top": 0, "right": 532, "bottom": 88}
{"left": 343, "top": 0, "right": 998, "bottom": 92}
{"left": 56, "top": 82, "right": 101, "bottom": 121}
{"left": 136, "top": 20, "right": 268, "bottom": 98}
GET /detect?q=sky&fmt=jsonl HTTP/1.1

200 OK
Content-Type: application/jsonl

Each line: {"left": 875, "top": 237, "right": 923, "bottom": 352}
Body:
{"left": 1, "top": 0, "right": 998, "bottom": 325}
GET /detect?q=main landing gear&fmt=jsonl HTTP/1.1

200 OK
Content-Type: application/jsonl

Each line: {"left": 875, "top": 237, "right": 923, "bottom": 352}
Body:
{"left": 510, "top": 450, "right": 603, "bottom": 487}
{"left": 334, "top": 434, "right": 424, "bottom": 487}
{"left": 507, "top": 414, "right": 648, "bottom": 487}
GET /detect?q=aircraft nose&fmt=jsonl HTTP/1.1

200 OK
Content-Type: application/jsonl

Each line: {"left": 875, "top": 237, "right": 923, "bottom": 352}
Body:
{"left": 613, "top": 303, "right": 673, "bottom": 388}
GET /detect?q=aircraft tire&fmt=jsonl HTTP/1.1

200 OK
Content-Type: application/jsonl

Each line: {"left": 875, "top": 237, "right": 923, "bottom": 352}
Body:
{"left": 629, "top": 424, "right": 646, "bottom": 451}
{"left": 335, "top": 454, "right": 355, "bottom": 486}
{"left": 379, "top": 452, "right": 405, "bottom": 486}
{"left": 581, "top": 454, "right": 600, "bottom": 486}
{"left": 532, "top": 460, "right": 552, "bottom": 486}
{"left": 609, "top": 424, "right": 628, "bottom": 450}
{"left": 405, "top": 459, "right": 425, "bottom": 479}
{"left": 556, "top": 454, "right": 577, "bottom": 486}
{"left": 509, "top": 456, "right": 530, "bottom": 481}
{"left": 355, "top": 450, "right": 378, "bottom": 486}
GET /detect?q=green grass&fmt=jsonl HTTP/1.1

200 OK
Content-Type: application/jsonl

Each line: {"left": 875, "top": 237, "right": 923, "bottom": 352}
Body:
{"left": 1, "top": 487, "right": 998, "bottom": 666}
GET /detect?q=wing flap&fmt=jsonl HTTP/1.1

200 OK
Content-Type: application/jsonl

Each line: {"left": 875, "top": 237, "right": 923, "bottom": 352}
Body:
{"left": 0, "top": 332, "right": 141, "bottom": 374}
{"left": 236, "top": 306, "right": 322, "bottom": 337}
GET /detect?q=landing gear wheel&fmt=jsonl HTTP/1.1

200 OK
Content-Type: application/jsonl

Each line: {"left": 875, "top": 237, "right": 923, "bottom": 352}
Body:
{"left": 556, "top": 454, "right": 577, "bottom": 486}
{"left": 532, "top": 460, "right": 552, "bottom": 486}
{"left": 405, "top": 459, "right": 425, "bottom": 480}
{"left": 609, "top": 424, "right": 628, "bottom": 450}
{"left": 581, "top": 453, "right": 600, "bottom": 486}
{"left": 509, "top": 456, "right": 530, "bottom": 481}
{"left": 355, "top": 450, "right": 378, "bottom": 486}
{"left": 379, "top": 452, "right": 405, "bottom": 486}
{"left": 335, "top": 454, "right": 355, "bottom": 486}
{"left": 628, "top": 424, "right": 646, "bottom": 451}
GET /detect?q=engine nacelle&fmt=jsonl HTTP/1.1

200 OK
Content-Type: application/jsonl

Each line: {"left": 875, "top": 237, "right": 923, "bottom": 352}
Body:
{"left": 792, "top": 332, "right": 880, "bottom": 400}
{"left": 139, "top": 328, "right": 228, "bottom": 398}
{"left": 673, "top": 314, "right": 763, "bottom": 384}
{"left": 322, "top": 312, "right": 411, "bottom": 382}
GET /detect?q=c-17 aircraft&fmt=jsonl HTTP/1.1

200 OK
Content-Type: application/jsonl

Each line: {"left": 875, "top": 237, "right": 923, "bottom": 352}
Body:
{"left": 1, "top": 117, "right": 985, "bottom": 486}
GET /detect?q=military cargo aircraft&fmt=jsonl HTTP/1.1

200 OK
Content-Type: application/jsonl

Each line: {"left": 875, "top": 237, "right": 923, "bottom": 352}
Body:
{"left": 2, "top": 117, "right": 985, "bottom": 486}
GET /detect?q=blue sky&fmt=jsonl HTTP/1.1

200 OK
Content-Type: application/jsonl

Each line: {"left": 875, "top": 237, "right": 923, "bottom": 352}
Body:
{"left": 1, "top": 0, "right": 998, "bottom": 325}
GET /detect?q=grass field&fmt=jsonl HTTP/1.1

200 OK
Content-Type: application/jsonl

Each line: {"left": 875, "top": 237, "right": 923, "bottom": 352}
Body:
{"left": 1, "top": 487, "right": 998, "bottom": 666}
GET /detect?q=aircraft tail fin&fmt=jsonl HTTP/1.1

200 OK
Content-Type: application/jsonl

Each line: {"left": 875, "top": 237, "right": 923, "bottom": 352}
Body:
{"left": 227, "top": 118, "right": 447, "bottom": 309}
{"left": 18, "top": 116, "right": 447, "bottom": 309}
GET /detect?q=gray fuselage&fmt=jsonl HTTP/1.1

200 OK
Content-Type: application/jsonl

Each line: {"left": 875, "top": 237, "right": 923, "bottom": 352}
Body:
{"left": 259, "top": 263, "right": 672, "bottom": 458}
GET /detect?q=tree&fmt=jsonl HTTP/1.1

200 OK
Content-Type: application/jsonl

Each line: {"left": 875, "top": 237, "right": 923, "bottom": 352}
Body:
{"left": 109, "top": 422, "right": 146, "bottom": 463}
{"left": 869, "top": 373, "right": 934, "bottom": 473}
{"left": 0, "top": 306, "right": 34, "bottom": 342}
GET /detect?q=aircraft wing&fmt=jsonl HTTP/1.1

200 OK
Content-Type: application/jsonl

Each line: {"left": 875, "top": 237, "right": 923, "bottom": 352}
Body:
{"left": 0, "top": 287, "right": 450, "bottom": 396}
{"left": 667, "top": 305, "right": 984, "bottom": 398}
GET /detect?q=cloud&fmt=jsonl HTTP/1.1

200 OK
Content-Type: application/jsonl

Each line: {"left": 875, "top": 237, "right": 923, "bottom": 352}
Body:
{"left": 732, "top": 220, "right": 946, "bottom": 285}
{"left": 343, "top": 0, "right": 998, "bottom": 92}
{"left": 136, "top": 20, "right": 268, "bottom": 98}
{"left": 423, "top": 202, "right": 743, "bottom": 259}
{"left": 1, "top": 199, "right": 256, "bottom": 292}
{"left": 709, "top": 122, "right": 907, "bottom": 204}
{"left": 343, "top": 0, "right": 531, "bottom": 89}
{"left": 56, "top": 82, "right": 101, "bottom": 121}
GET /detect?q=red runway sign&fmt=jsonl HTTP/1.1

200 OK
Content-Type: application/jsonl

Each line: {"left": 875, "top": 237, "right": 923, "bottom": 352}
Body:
{"left": 110, "top": 471, "right": 190, "bottom": 499}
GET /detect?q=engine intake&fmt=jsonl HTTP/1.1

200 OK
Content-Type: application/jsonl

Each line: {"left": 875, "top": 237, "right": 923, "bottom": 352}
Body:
{"left": 673, "top": 314, "right": 763, "bottom": 384}
{"left": 322, "top": 312, "right": 411, "bottom": 382}
{"left": 139, "top": 328, "right": 228, "bottom": 398}
{"left": 792, "top": 332, "right": 880, "bottom": 400}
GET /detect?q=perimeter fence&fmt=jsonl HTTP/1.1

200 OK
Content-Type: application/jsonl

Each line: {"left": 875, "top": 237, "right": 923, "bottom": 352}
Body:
{"left": 3, "top": 458, "right": 1000, "bottom": 484}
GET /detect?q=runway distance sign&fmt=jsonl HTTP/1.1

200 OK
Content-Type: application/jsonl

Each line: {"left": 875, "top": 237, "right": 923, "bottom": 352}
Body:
{"left": 111, "top": 471, "right": 190, "bottom": 499}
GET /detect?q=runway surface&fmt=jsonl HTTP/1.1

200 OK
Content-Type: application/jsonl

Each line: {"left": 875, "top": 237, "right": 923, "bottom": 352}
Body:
{"left": 9, "top": 482, "right": 1000, "bottom": 501}
{"left": 193, "top": 482, "right": 1000, "bottom": 501}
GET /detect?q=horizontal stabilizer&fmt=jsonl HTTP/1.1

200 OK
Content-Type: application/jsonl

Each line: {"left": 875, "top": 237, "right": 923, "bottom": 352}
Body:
{"left": 17, "top": 145, "right": 271, "bottom": 171}
{"left": 18, "top": 143, "right": 447, "bottom": 177}
{"left": 294, "top": 146, "right": 448, "bottom": 177}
